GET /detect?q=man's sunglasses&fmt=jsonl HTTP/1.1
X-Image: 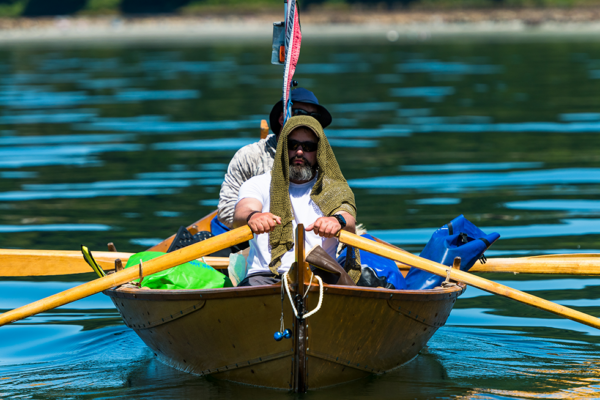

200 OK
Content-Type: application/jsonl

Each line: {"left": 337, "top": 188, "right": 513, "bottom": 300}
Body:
{"left": 288, "top": 139, "right": 318, "bottom": 152}
{"left": 292, "top": 108, "right": 322, "bottom": 120}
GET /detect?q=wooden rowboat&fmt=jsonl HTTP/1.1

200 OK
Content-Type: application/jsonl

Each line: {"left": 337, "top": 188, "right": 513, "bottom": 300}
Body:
{"left": 103, "top": 224, "right": 465, "bottom": 391}
{"left": 104, "top": 280, "right": 463, "bottom": 390}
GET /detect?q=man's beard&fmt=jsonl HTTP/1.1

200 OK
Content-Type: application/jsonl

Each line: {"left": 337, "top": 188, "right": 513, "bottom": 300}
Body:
{"left": 289, "top": 157, "right": 315, "bottom": 181}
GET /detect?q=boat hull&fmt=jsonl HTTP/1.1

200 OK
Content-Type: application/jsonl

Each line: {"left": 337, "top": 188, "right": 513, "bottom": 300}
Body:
{"left": 104, "top": 283, "right": 464, "bottom": 390}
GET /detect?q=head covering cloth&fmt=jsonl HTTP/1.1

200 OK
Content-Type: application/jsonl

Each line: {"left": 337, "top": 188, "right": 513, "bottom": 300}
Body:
{"left": 268, "top": 115, "right": 361, "bottom": 282}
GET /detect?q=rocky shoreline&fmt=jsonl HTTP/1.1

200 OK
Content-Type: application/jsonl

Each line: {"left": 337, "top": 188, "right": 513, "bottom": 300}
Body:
{"left": 1, "top": 8, "right": 600, "bottom": 44}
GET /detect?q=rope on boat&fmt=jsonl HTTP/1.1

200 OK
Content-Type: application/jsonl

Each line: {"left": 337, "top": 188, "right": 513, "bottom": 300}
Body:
{"left": 282, "top": 270, "right": 324, "bottom": 320}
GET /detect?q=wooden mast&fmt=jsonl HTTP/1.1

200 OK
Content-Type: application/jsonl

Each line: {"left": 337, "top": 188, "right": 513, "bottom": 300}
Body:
{"left": 292, "top": 224, "right": 308, "bottom": 393}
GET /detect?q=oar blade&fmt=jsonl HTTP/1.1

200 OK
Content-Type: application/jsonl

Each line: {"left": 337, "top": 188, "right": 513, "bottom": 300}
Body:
{"left": 81, "top": 245, "right": 106, "bottom": 278}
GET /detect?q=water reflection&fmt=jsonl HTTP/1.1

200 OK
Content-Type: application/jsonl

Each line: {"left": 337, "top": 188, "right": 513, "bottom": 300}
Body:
{"left": 400, "top": 161, "right": 544, "bottom": 172}
{"left": 0, "top": 224, "right": 110, "bottom": 232}
{"left": 0, "top": 133, "right": 135, "bottom": 145}
{"left": 505, "top": 200, "right": 600, "bottom": 212}
{"left": 370, "top": 218, "right": 600, "bottom": 244}
{"left": 80, "top": 118, "right": 259, "bottom": 133}
{"left": 350, "top": 168, "right": 600, "bottom": 192}
{"left": 390, "top": 86, "right": 455, "bottom": 98}
{"left": 396, "top": 60, "right": 502, "bottom": 74}
{"left": 384, "top": 120, "right": 600, "bottom": 133}
{"left": 330, "top": 102, "right": 399, "bottom": 113}
{"left": 0, "top": 188, "right": 178, "bottom": 201}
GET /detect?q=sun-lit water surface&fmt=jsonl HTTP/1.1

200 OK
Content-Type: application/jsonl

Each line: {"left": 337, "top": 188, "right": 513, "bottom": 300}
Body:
{"left": 1, "top": 38, "right": 600, "bottom": 399}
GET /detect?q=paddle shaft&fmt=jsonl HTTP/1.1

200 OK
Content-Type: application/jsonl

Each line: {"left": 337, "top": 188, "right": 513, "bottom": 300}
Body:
{"left": 5, "top": 247, "right": 600, "bottom": 277}
{"left": 0, "top": 226, "right": 253, "bottom": 328}
{"left": 473, "top": 256, "right": 600, "bottom": 275}
{"left": 0, "top": 250, "right": 230, "bottom": 277}
{"left": 339, "top": 231, "right": 600, "bottom": 330}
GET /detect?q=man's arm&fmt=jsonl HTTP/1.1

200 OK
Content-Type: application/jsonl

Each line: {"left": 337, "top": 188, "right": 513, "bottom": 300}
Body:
{"left": 233, "top": 198, "right": 281, "bottom": 234}
{"left": 306, "top": 211, "right": 355, "bottom": 238}
{"left": 217, "top": 149, "right": 255, "bottom": 228}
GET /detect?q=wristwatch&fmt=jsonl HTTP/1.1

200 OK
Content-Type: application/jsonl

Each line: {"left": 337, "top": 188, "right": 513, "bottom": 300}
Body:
{"left": 331, "top": 213, "right": 347, "bottom": 229}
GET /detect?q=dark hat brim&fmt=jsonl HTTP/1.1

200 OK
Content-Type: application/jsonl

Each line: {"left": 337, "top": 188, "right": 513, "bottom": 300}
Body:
{"left": 269, "top": 100, "right": 332, "bottom": 134}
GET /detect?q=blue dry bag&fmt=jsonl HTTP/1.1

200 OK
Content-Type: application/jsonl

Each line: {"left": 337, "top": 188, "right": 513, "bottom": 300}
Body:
{"left": 210, "top": 215, "right": 230, "bottom": 236}
{"left": 338, "top": 234, "right": 407, "bottom": 290}
{"left": 404, "top": 215, "right": 500, "bottom": 290}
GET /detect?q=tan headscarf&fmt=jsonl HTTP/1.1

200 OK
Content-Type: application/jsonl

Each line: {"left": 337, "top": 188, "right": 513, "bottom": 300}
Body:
{"left": 268, "top": 116, "right": 361, "bottom": 282}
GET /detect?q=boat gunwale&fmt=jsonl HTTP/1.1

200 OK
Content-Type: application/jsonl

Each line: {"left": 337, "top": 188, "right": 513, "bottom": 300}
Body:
{"left": 103, "top": 282, "right": 465, "bottom": 302}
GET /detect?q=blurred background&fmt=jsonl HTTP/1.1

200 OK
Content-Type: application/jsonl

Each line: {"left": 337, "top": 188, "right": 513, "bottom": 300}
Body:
{"left": 2, "top": 1, "right": 600, "bottom": 399}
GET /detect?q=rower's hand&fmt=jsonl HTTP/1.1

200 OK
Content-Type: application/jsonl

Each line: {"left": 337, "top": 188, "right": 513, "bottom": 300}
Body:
{"left": 248, "top": 212, "right": 281, "bottom": 234}
{"left": 306, "top": 217, "right": 341, "bottom": 238}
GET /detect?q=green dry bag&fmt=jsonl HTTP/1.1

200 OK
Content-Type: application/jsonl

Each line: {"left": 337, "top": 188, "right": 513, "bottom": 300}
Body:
{"left": 125, "top": 251, "right": 232, "bottom": 290}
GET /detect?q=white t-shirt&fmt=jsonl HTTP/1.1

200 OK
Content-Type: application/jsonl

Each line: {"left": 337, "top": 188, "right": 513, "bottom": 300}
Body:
{"left": 237, "top": 172, "right": 339, "bottom": 276}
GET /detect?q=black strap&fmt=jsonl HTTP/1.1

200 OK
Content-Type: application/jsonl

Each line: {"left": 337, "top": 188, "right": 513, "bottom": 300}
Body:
{"left": 246, "top": 211, "right": 260, "bottom": 224}
{"left": 478, "top": 238, "right": 491, "bottom": 264}
{"left": 447, "top": 221, "right": 453, "bottom": 235}
{"left": 478, "top": 237, "right": 491, "bottom": 247}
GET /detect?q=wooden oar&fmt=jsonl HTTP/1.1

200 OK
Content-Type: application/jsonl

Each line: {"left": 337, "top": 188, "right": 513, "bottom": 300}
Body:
{"left": 471, "top": 254, "right": 600, "bottom": 275}
{"left": 0, "top": 249, "right": 230, "bottom": 277}
{"left": 0, "top": 249, "right": 134, "bottom": 276}
{"left": 393, "top": 254, "right": 600, "bottom": 275}
{"left": 338, "top": 230, "right": 600, "bottom": 330}
{"left": 6, "top": 248, "right": 600, "bottom": 277}
{"left": 0, "top": 226, "right": 253, "bottom": 328}
{"left": 0, "top": 209, "right": 221, "bottom": 277}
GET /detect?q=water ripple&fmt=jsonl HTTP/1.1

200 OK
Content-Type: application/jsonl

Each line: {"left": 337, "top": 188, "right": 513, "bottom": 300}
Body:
{"left": 23, "top": 180, "right": 192, "bottom": 191}
{"left": 396, "top": 60, "right": 502, "bottom": 75}
{"left": 0, "top": 143, "right": 143, "bottom": 158}
{"left": 325, "top": 128, "right": 410, "bottom": 138}
{"left": 370, "top": 218, "right": 600, "bottom": 244}
{"left": 152, "top": 138, "right": 256, "bottom": 150}
{"left": 79, "top": 119, "right": 259, "bottom": 133}
{"left": 0, "top": 133, "right": 134, "bottom": 146}
{"left": 505, "top": 199, "right": 600, "bottom": 212}
{"left": 400, "top": 162, "right": 544, "bottom": 172}
{"left": 390, "top": 87, "right": 455, "bottom": 98}
{"left": 349, "top": 168, "right": 600, "bottom": 192}
{"left": 114, "top": 89, "right": 200, "bottom": 102}
{"left": 329, "top": 102, "right": 399, "bottom": 113}
{"left": 136, "top": 171, "right": 224, "bottom": 180}
{"left": 383, "top": 121, "right": 600, "bottom": 133}
{"left": 0, "top": 188, "right": 178, "bottom": 201}
{"left": 0, "top": 224, "right": 110, "bottom": 232}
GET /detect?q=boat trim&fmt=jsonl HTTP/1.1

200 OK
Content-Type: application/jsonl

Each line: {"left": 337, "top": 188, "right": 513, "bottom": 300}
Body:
{"left": 387, "top": 299, "right": 446, "bottom": 328}
{"left": 201, "top": 349, "right": 294, "bottom": 376}
{"left": 125, "top": 300, "right": 206, "bottom": 330}
{"left": 105, "top": 283, "right": 465, "bottom": 302}
{"left": 307, "top": 350, "right": 384, "bottom": 374}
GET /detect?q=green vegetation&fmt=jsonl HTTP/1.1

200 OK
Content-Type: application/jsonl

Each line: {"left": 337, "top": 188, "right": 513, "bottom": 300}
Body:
{"left": 79, "top": 0, "right": 120, "bottom": 15}
{"left": 0, "top": 0, "right": 25, "bottom": 17}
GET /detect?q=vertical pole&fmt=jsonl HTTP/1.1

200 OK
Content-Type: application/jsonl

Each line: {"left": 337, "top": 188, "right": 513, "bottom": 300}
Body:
{"left": 292, "top": 224, "right": 308, "bottom": 393}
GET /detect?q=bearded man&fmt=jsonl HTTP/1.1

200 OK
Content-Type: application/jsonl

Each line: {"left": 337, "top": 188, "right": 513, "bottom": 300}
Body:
{"left": 232, "top": 116, "right": 359, "bottom": 286}
{"left": 215, "top": 88, "right": 332, "bottom": 234}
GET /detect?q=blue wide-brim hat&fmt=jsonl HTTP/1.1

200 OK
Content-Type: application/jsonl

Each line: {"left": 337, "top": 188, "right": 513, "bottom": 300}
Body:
{"left": 269, "top": 88, "right": 332, "bottom": 134}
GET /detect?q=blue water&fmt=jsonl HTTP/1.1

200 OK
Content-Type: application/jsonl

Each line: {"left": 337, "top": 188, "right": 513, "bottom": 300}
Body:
{"left": 1, "top": 37, "right": 600, "bottom": 399}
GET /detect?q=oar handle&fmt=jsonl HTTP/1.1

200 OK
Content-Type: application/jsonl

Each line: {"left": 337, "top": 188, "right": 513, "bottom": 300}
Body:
{"left": 338, "top": 230, "right": 600, "bottom": 331}
{"left": 0, "top": 226, "right": 253, "bottom": 328}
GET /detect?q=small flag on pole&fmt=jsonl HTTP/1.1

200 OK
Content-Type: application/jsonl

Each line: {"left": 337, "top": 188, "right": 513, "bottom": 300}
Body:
{"left": 282, "top": 0, "right": 302, "bottom": 124}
